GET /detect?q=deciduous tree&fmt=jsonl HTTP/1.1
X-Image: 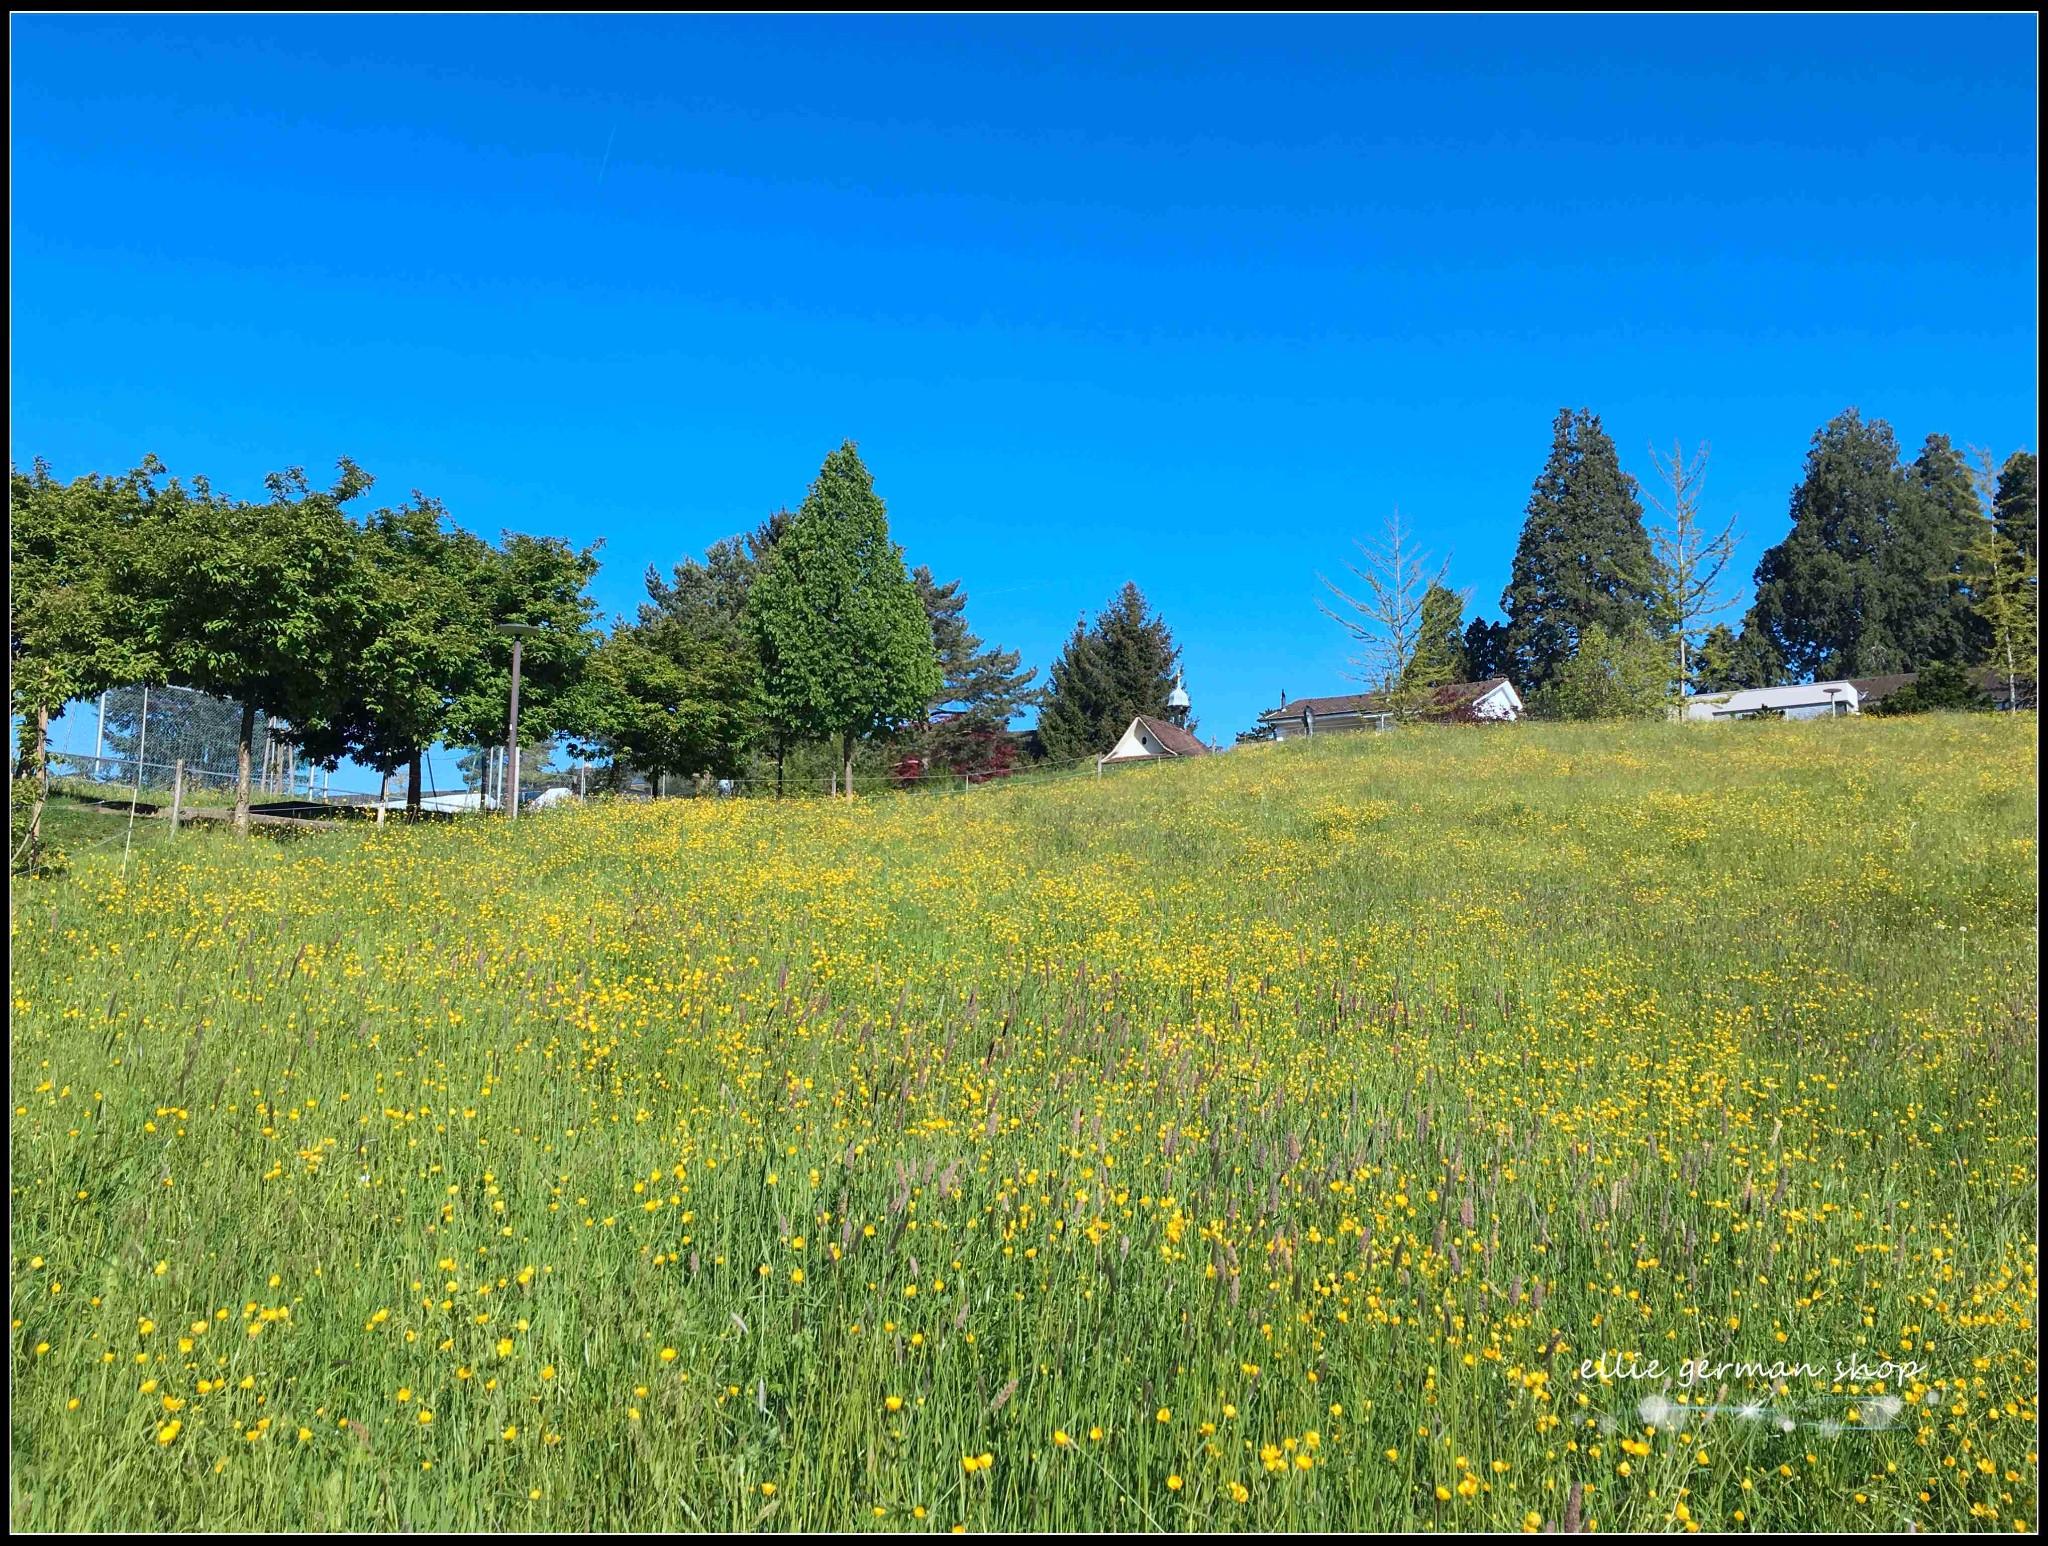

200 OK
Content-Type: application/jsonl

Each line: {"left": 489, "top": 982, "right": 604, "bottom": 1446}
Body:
{"left": 744, "top": 442, "right": 939, "bottom": 798}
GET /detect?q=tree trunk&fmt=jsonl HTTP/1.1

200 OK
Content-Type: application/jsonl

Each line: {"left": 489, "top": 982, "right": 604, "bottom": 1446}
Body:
{"left": 407, "top": 748, "right": 423, "bottom": 817}
{"left": 235, "top": 702, "right": 256, "bottom": 835}
{"left": 842, "top": 733, "right": 856, "bottom": 801}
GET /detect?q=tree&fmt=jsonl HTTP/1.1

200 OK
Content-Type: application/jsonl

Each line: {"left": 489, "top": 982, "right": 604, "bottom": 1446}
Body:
{"left": 1644, "top": 439, "right": 1741, "bottom": 695}
{"left": 1035, "top": 584, "right": 1182, "bottom": 760}
{"left": 1864, "top": 660, "right": 1994, "bottom": 716}
{"left": 342, "top": 495, "right": 496, "bottom": 814}
{"left": 1462, "top": 618, "right": 1514, "bottom": 683}
{"left": 1899, "top": 433, "right": 1989, "bottom": 666}
{"left": 1318, "top": 507, "right": 1451, "bottom": 720}
{"left": 1529, "top": 621, "right": 1671, "bottom": 721}
{"left": 1966, "top": 446, "right": 2037, "bottom": 712}
{"left": 444, "top": 531, "right": 605, "bottom": 799}
{"left": 642, "top": 512, "right": 787, "bottom": 788}
{"left": 744, "top": 442, "right": 939, "bottom": 799}
{"left": 1748, "top": 412, "right": 1985, "bottom": 681}
{"left": 907, "top": 565, "right": 1041, "bottom": 776}
{"left": 9, "top": 457, "right": 164, "bottom": 782}
{"left": 585, "top": 613, "right": 759, "bottom": 791}
{"left": 1035, "top": 616, "right": 1114, "bottom": 763}
{"left": 139, "top": 460, "right": 378, "bottom": 833}
{"left": 1692, "top": 622, "right": 1784, "bottom": 693}
{"left": 1405, "top": 581, "right": 1469, "bottom": 691}
{"left": 1992, "top": 450, "right": 2037, "bottom": 561}
{"left": 1502, "top": 408, "right": 1662, "bottom": 690}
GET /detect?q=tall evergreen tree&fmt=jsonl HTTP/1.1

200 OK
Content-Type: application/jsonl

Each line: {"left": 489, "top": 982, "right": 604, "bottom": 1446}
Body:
{"left": 1901, "top": 433, "right": 1990, "bottom": 665}
{"left": 1749, "top": 411, "right": 1986, "bottom": 680}
{"left": 1461, "top": 618, "right": 1513, "bottom": 683}
{"left": 1035, "top": 583, "right": 1180, "bottom": 760}
{"left": 1993, "top": 450, "right": 2037, "bottom": 561}
{"left": 744, "top": 442, "right": 939, "bottom": 798}
{"left": 1501, "top": 408, "right": 1662, "bottom": 689}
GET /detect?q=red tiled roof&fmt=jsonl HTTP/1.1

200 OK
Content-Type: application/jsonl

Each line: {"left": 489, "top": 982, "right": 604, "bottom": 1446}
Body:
{"left": 1126, "top": 714, "right": 1210, "bottom": 757}
{"left": 1098, "top": 715, "right": 1211, "bottom": 761}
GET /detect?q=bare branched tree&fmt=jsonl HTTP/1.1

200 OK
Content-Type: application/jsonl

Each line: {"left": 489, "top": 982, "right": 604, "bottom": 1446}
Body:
{"left": 1645, "top": 440, "right": 1741, "bottom": 693}
{"left": 1317, "top": 507, "right": 1451, "bottom": 719}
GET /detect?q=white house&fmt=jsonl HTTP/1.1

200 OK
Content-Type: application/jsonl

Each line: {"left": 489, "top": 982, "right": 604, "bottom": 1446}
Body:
{"left": 1681, "top": 682, "right": 1860, "bottom": 721}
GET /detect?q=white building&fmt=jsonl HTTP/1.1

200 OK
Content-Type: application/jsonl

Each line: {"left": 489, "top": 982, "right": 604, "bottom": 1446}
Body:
{"left": 1099, "top": 714, "right": 1212, "bottom": 767}
{"left": 1681, "top": 682, "right": 1860, "bottom": 721}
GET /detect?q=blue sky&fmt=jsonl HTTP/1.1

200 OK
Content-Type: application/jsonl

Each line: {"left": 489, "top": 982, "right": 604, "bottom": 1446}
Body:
{"left": 12, "top": 15, "right": 2038, "bottom": 760}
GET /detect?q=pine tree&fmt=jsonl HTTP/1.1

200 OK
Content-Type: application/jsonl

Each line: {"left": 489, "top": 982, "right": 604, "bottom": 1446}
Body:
{"left": 1035, "top": 584, "right": 1180, "bottom": 760}
{"left": 744, "top": 442, "right": 939, "bottom": 798}
{"left": 907, "top": 565, "right": 1041, "bottom": 774}
{"left": 1501, "top": 408, "right": 1662, "bottom": 689}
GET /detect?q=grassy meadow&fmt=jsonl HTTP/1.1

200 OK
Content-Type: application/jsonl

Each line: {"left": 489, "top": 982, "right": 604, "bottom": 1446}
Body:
{"left": 8, "top": 716, "right": 2039, "bottom": 1532}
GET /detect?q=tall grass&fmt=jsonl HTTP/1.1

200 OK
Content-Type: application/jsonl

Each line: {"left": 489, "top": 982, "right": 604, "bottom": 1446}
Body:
{"left": 9, "top": 716, "right": 2037, "bottom": 1531}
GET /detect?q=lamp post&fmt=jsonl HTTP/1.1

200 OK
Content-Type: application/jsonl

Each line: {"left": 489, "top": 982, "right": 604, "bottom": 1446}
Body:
{"left": 496, "top": 624, "right": 544, "bottom": 821}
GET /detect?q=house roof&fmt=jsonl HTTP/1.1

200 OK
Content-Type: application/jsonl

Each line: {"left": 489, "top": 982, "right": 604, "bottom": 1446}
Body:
{"left": 1846, "top": 673, "right": 1918, "bottom": 704}
{"left": 1259, "top": 678, "right": 1514, "bottom": 723}
{"left": 1122, "top": 714, "right": 1210, "bottom": 758}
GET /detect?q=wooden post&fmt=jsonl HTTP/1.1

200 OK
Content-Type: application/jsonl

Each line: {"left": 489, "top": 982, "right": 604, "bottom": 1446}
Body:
{"left": 169, "top": 759, "right": 185, "bottom": 835}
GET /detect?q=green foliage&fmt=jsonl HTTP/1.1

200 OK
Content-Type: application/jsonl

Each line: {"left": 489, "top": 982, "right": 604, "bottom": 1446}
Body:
{"left": 1036, "top": 583, "right": 1180, "bottom": 760}
{"left": 907, "top": 565, "right": 1042, "bottom": 773}
{"left": 1529, "top": 621, "right": 1672, "bottom": 721}
{"left": 586, "top": 614, "right": 760, "bottom": 787}
{"left": 1993, "top": 450, "right": 2036, "bottom": 561}
{"left": 444, "top": 532, "right": 605, "bottom": 756}
{"left": 1864, "top": 660, "right": 1995, "bottom": 716}
{"left": 1963, "top": 518, "right": 2037, "bottom": 707}
{"left": 1461, "top": 617, "right": 1513, "bottom": 682}
{"left": 1691, "top": 622, "right": 1785, "bottom": 693}
{"left": 744, "top": 443, "right": 940, "bottom": 791}
{"left": 1502, "top": 408, "right": 1663, "bottom": 689}
{"left": 1748, "top": 413, "right": 1986, "bottom": 679}
{"left": 1404, "top": 582, "right": 1468, "bottom": 690}
{"left": 9, "top": 457, "right": 169, "bottom": 740}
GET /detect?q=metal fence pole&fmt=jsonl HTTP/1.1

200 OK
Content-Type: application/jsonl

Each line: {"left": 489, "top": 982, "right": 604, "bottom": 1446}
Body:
{"left": 170, "top": 758, "right": 185, "bottom": 835}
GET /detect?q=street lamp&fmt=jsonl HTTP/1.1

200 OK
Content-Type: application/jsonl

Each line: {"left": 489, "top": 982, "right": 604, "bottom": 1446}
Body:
{"left": 495, "top": 623, "right": 545, "bottom": 821}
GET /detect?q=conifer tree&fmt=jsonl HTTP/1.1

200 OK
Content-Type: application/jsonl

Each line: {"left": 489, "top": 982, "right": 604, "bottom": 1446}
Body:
{"left": 1749, "top": 412, "right": 1988, "bottom": 679}
{"left": 1993, "top": 450, "right": 2036, "bottom": 561}
{"left": 1501, "top": 408, "right": 1662, "bottom": 689}
{"left": 1035, "top": 583, "right": 1180, "bottom": 759}
{"left": 908, "top": 565, "right": 1041, "bottom": 773}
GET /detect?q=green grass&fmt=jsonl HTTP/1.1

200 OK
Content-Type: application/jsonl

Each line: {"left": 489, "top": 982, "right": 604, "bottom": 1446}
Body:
{"left": 8, "top": 715, "right": 2039, "bottom": 1531}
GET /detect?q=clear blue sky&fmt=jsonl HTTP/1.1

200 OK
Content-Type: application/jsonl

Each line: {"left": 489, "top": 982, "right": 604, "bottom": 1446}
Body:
{"left": 12, "top": 15, "right": 2039, "bottom": 752}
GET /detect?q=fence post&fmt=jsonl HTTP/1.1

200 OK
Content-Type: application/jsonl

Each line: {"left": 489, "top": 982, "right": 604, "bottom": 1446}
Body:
{"left": 170, "top": 759, "right": 185, "bottom": 835}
